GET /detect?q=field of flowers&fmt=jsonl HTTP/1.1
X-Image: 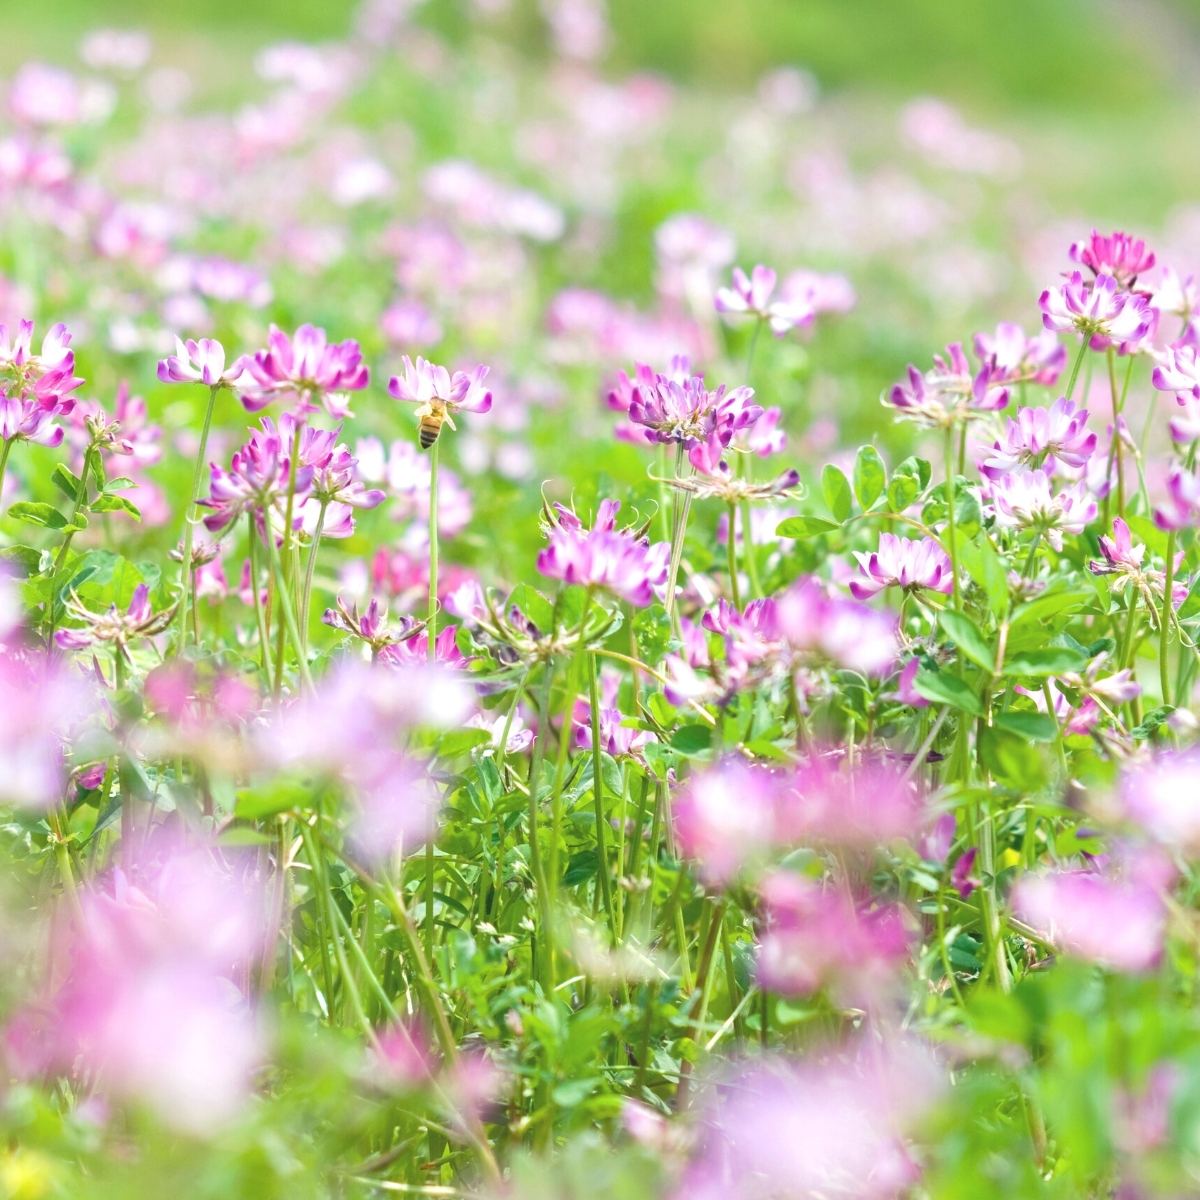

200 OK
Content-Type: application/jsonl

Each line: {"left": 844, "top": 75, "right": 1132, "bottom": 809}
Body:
{"left": 7, "top": 2, "right": 1200, "bottom": 1197}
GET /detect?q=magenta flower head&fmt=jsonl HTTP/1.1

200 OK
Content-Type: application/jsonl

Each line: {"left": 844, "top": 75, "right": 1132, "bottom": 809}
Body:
{"left": 886, "top": 342, "right": 1008, "bottom": 428}
{"left": 850, "top": 533, "right": 953, "bottom": 599}
{"left": 1012, "top": 869, "right": 1166, "bottom": 973}
{"left": 715, "top": 264, "right": 814, "bottom": 335}
{"left": 978, "top": 397, "right": 1097, "bottom": 480}
{"left": 774, "top": 577, "right": 899, "bottom": 676}
{"left": 680, "top": 1035, "right": 943, "bottom": 1200}
{"left": 199, "top": 418, "right": 313, "bottom": 537}
{"left": 1153, "top": 466, "right": 1200, "bottom": 531}
{"left": 388, "top": 355, "right": 493, "bottom": 449}
{"left": 156, "top": 336, "right": 250, "bottom": 389}
{"left": 1152, "top": 344, "right": 1200, "bottom": 407}
{"left": 0, "top": 646, "right": 95, "bottom": 810}
{"left": 55, "top": 582, "right": 176, "bottom": 654}
{"left": 241, "top": 323, "right": 370, "bottom": 416}
{"left": 755, "top": 872, "right": 911, "bottom": 1005}
{"left": 1119, "top": 750, "right": 1200, "bottom": 853}
{"left": 990, "top": 467, "right": 1097, "bottom": 550}
{"left": 1039, "top": 271, "right": 1155, "bottom": 351}
{"left": 536, "top": 499, "right": 669, "bottom": 607}
{"left": 12, "top": 834, "right": 269, "bottom": 1135}
{"left": 1069, "top": 229, "right": 1156, "bottom": 288}
{"left": 628, "top": 368, "right": 761, "bottom": 449}
{"left": 973, "top": 322, "right": 1065, "bottom": 386}
{"left": 0, "top": 319, "right": 83, "bottom": 407}
{"left": 672, "top": 757, "right": 786, "bottom": 886}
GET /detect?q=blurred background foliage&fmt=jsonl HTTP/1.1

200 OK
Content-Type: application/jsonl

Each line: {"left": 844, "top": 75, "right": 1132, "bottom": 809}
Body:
{"left": 3, "top": 0, "right": 1199, "bottom": 222}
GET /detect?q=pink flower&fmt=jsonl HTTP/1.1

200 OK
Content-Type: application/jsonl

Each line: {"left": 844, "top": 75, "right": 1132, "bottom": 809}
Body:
{"left": 887, "top": 342, "right": 1008, "bottom": 427}
{"left": 779, "top": 268, "right": 856, "bottom": 317}
{"left": 680, "top": 1037, "right": 943, "bottom": 1200}
{"left": 715, "top": 264, "right": 813, "bottom": 335}
{"left": 627, "top": 368, "right": 761, "bottom": 450}
{"left": 537, "top": 500, "right": 669, "bottom": 607}
{"left": 850, "top": 533, "right": 953, "bottom": 599}
{"left": 755, "top": 872, "right": 911, "bottom": 1004}
{"left": 378, "top": 625, "right": 472, "bottom": 670}
{"left": 1153, "top": 466, "right": 1200, "bottom": 531}
{"left": 990, "top": 467, "right": 1097, "bottom": 550}
{"left": 1119, "top": 750, "right": 1200, "bottom": 853}
{"left": 388, "top": 355, "right": 493, "bottom": 429}
{"left": 973, "top": 322, "right": 1065, "bottom": 386}
{"left": 12, "top": 836, "right": 268, "bottom": 1134}
{"left": 1151, "top": 344, "right": 1200, "bottom": 401}
{"left": 774, "top": 577, "right": 899, "bottom": 676}
{"left": 55, "top": 583, "right": 175, "bottom": 653}
{"left": 0, "top": 648, "right": 94, "bottom": 809}
{"left": 1069, "top": 229, "right": 1156, "bottom": 287}
{"left": 199, "top": 419, "right": 312, "bottom": 536}
{"left": 978, "top": 397, "right": 1096, "bottom": 479}
{"left": 241, "top": 324, "right": 370, "bottom": 415}
{"left": 1039, "top": 271, "right": 1155, "bottom": 351}
{"left": 1012, "top": 869, "right": 1166, "bottom": 972}
{"left": 157, "top": 336, "right": 249, "bottom": 388}
{"left": 673, "top": 758, "right": 784, "bottom": 885}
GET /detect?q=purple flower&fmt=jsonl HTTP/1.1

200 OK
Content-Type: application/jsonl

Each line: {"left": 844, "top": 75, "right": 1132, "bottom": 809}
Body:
{"left": 1039, "top": 271, "right": 1155, "bottom": 351}
{"left": 978, "top": 397, "right": 1097, "bottom": 479}
{"left": 198, "top": 419, "right": 312, "bottom": 537}
{"left": 680, "top": 1036, "right": 943, "bottom": 1200}
{"left": 0, "top": 647, "right": 95, "bottom": 810}
{"left": 157, "top": 336, "right": 250, "bottom": 388}
{"left": 1069, "top": 229, "right": 1156, "bottom": 287}
{"left": 378, "top": 625, "right": 472, "bottom": 671}
{"left": 850, "top": 533, "right": 954, "bottom": 599}
{"left": 754, "top": 872, "right": 911, "bottom": 1006}
{"left": 55, "top": 582, "right": 176, "bottom": 654}
{"left": 1089, "top": 518, "right": 1187, "bottom": 608}
{"left": 887, "top": 342, "right": 1008, "bottom": 428}
{"left": 774, "top": 577, "right": 899, "bottom": 676}
{"left": 1012, "top": 869, "right": 1166, "bottom": 973}
{"left": 715, "top": 264, "right": 813, "bottom": 335}
{"left": 1153, "top": 466, "right": 1200, "bottom": 531}
{"left": 628, "top": 368, "right": 761, "bottom": 449}
{"left": 388, "top": 355, "right": 493, "bottom": 423}
{"left": 990, "top": 467, "right": 1097, "bottom": 550}
{"left": 973, "top": 322, "right": 1065, "bottom": 386}
{"left": 1151, "top": 344, "right": 1200, "bottom": 400}
{"left": 10, "top": 835, "right": 269, "bottom": 1134}
{"left": 536, "top": 499, "right": 669, "bottom": 607}
{"left": 241, "top": 323, "right": 370, "bottom": 416}
{"left": 1119, "top": 750, "right": 1200, "bottom": 853}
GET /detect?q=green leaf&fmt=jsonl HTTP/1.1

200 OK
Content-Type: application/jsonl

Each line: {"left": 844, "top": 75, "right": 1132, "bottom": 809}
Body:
{"left": 90, "top": 494, "right": 142, "bottom": 521}
{"left": 993, "top": 711, "right": 1059, "bottom": 742}
{"left": 853, "top": 445, "right": 886, "bottom": 509}
{"left": 1004, "top": 646, "right": 1088, "bottom": 677}
{"left": 979, "top": 725, "right": 1047, "bottom": 788}
{"left": 671, "top": 725, "right": 713, "bottom": 756}
{"left": 7, "top": 501, "right": 70, "bottom": 529}
{"left": 562, "top": 851, "right": 598, "bottom": 887}
{"left": 507, "top": 582, "right": 555, "bottom": 633}
{"left": 886, "top": 461, "right": 922, "bottom": 512}
{"left": 777, "top": 515, "right": 839, "bottom": 539}
{"left": 234, "top": 778, "right": 314, "bottom": 820}
{"left": 913, "top": 667, "right": 982, "bottom": 715}
{"left": 1131, "top": 705, "right": 1175, "bottom": 740}
{"left": 51, "top": 464, "right": 84, "bottom": 501}
{"left": 1010, "top": 588, "right": 1093, "bottom": 631}
{"left": 103, "top": 477, "right": 137, "bottom": 493}
{"left": 938, "top": 609, "right": 994, "bottom": 672}
{"left": 821, "top": 464, "right": 853, "bottom": 523}
{"left": 436, "top": 728, "right": 493, "bottom": 757}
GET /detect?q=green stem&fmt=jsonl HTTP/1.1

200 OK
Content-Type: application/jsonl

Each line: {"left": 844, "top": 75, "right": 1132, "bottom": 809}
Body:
{"left": 173, "top": 384, "right": 219, "bottom": 653}
{"left": 428, "top": 439, "right": 440, "bottom": 659}
{"left": 299, "top": 499, "right": 328, "bottom": 656}
{"left": 1064, "top": 338, "right": 1088, "bottom": 401}
{"left": 1160, "top": 530, "right": 1177, "bottom": 705}
{"left": 943, "top": 427, "right": 960, "bottom": 605}
{"left": 263, "top": 528, "right": 314, "bottom": 691}
{"left": 1107, "top": 348, "right": 1126, "bottom": 520}
{"left": 272, "top": 424, "right": 305, "bottom": 698}
{"left": 0, "top": 437, "right": 12, "bottom": 508}
{"left": 588, "top": 653, "right": 617, "bottom": 942}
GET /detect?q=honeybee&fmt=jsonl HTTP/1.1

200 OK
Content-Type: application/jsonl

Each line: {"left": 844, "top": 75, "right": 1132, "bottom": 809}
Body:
{"left": 416, "top": 398, "right": 456, "bottom": 450}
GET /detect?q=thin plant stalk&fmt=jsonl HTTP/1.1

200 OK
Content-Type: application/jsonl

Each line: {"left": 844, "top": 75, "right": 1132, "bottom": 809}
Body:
{"left": 173, "top": 384, "right": 219, "bottom": 652}
{"left": 588, "top": 652, "right": 617, "bottom": 942}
